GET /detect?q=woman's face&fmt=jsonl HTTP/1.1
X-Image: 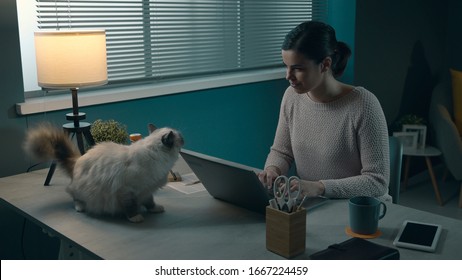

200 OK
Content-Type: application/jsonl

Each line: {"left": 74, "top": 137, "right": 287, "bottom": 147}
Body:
{"left": 282, "top": 49, "right": 324, "bottom": 94}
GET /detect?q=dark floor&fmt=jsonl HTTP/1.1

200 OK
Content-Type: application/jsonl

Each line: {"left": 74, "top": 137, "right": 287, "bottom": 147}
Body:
{"left": 399, "top": 167, "right": 462, "bottom": 221}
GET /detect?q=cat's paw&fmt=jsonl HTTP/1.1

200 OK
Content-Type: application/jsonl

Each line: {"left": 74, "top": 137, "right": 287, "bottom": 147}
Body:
{"left": 73, "top": 201, "right": 85, "bottom": 212}
{"left": 128, "top": 214, "right": 144, "bottom": 223}
{"left": 148, "top": 204, "right": 165, "bottom": 213}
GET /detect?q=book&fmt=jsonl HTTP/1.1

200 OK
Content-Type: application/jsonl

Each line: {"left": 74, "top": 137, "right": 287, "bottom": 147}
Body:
{"left": 309, "top": 237, "right": 400, "bottom": 260}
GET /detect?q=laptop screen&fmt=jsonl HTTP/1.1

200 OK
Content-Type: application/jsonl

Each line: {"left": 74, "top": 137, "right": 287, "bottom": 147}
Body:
{"left": 180, "top": 149, "right": 270, "bottom": 214}
{"left": 179, "top": 149, "right": 329, "bottom": 215}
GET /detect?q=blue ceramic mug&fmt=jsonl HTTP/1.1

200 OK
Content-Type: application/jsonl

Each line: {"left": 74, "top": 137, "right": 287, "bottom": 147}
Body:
{"left": 349, "top": 196, "right": 387, "bottom": 235}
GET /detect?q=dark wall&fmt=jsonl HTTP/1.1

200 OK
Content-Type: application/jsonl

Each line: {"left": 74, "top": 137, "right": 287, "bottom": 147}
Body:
{"left": 0, "top": 0, "right": 29, "bottom": 177}
{"left": 0, "top": 0, "right": 61, "bottom": 259}
{"left": 355, "top": 0, "right": 448, "bottom": 127}
{"left": 447, "top": 0, "right": 462, "bottom": 70}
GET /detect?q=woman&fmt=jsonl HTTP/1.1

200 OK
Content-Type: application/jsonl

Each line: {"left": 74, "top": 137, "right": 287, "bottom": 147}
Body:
{"left": 258, "top": 21, "right": 391, "bottom": 201}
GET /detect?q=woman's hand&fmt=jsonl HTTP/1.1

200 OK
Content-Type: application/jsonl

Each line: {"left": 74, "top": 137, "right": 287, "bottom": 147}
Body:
{"left": 297, "top": 180, "right": 325, "bottom": 197}
{"left": 258, "top": 166, "right": 280, "bottom": 190}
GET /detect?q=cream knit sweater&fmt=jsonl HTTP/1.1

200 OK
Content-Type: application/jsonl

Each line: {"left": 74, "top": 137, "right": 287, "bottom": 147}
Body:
{"left": 265, "top": 86, "right": 391, "bottom": 201}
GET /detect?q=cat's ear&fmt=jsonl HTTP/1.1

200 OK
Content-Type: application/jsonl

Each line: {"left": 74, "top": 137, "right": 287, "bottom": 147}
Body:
{"left": 161, "top": 131, "right": 175, "bottom": 148}
{"left": 148, "top": 123, "right": 157, "bottom": 134}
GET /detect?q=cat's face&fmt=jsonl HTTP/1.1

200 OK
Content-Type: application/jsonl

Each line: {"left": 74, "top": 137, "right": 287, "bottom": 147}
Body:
{"left": 161, "top": 129, "right": 184, "bottom": 149}
{"left": 148, "top": 124, "right": 184, "bottom": 150}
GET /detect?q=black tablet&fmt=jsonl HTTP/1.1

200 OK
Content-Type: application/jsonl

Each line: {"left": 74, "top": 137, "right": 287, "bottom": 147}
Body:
{"left": 393, "top": 220, "right": 442, "bottom": 252}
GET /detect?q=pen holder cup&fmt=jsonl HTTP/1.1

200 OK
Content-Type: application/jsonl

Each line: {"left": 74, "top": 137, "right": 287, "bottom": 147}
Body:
{"left": 266, "top": 206, "right": 306, "bottom": 258}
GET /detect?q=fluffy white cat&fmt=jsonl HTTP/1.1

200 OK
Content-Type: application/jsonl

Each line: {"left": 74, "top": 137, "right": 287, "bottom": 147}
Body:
{"left": 24, "top": 123, "right": 184, "bottom": 223}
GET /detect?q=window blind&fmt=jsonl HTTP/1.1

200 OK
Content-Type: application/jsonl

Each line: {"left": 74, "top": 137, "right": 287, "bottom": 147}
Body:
{"left": 36, "top": 0, "right": 327, "bottom": 86}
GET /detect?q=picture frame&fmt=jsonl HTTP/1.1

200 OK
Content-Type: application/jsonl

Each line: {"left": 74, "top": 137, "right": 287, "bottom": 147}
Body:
{"left": 393, "top": 131, "right": 418, "bottom": 149}
{"left": 402, "top": 124, "right": 427, "bottom": 149}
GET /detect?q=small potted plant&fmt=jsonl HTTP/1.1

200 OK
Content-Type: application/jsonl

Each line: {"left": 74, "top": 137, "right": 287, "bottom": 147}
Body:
{"left": 396, "top": 114, "right": 426, "bottom": 128}
{"left": 90, "top": 119, "right": 129, "bottom": 144}
{"left": 392, "top": 114, "right": 427, "bottom": 149}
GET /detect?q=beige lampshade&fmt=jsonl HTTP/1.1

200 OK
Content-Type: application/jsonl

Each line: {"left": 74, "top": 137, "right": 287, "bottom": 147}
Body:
{"left": 34, "top": 30, "right": 108, "bottom": 89}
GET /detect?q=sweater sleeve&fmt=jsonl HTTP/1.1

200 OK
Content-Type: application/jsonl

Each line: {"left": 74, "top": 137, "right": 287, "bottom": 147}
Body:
{"left": 321, "top": 92, "right": 390, "bottom": 201}
{"left": 264, "top": 88, "right": 294, "bottom": 174}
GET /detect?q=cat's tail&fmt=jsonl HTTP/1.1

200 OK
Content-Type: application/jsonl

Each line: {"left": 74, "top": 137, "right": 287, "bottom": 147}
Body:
{"left": 23, "top": 123, "right": 80, "bottom": 177}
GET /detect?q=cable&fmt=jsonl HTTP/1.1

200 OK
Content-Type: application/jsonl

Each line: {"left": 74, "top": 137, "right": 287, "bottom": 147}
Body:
{"left": 26, "top": 162, "right": 48, "bottom": 173}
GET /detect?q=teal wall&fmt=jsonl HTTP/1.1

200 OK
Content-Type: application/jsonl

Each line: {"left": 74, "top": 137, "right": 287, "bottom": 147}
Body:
{"left": 328, "top": 0, "right": 356, "bottom": 84}
{"left": 27, "top": 79, "right": 288, "bottom": 170}
{"left": 0, "top": 0, "right": 29, "bottom": 178}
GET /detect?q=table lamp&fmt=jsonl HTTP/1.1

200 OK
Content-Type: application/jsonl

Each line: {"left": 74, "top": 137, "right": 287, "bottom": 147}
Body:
{"left": 34, "top": 29, "right": 108, "bottom": 185}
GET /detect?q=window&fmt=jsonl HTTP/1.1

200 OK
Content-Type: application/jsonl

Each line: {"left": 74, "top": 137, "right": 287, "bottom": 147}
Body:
{"left": 18, "top": 0, "right": 327, "bottom": 103}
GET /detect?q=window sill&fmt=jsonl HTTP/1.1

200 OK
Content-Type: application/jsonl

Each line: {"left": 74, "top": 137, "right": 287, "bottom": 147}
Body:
{"left": 16, "top": 68, "right": 285, "bottom": 116}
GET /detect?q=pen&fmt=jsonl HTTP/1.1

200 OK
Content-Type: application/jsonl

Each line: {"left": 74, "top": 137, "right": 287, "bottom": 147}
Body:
{"left": 169, "top": 170, "right": 177, "bottom": 181}
{"left": 184, "top": 180, "right": 201, "bottom": 186}
{"left": 269, "top": 199, "right": 279, "bottom": 210}
{"left": 296, "top": 195, "right": 308, "bottom": 211}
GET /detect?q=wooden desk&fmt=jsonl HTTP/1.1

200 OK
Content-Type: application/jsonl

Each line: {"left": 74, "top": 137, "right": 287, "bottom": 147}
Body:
{"left": 1, "top": 169, "right": 461, "bottom": 260}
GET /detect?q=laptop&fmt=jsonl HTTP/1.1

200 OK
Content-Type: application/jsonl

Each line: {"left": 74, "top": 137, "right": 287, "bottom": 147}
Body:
{"left": 180, "top": 149, "right": 328, "bottom": 215}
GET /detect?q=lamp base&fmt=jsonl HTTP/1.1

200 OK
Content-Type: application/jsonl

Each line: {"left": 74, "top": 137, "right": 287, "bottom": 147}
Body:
{"left": 44, "top": 121, "right": 95, "bottom": 186}
{"left": 66, "top": 112, "right": 86, "bottom": 121}
{"left": 62, "top": 122, "right": 95, "bottom": 154}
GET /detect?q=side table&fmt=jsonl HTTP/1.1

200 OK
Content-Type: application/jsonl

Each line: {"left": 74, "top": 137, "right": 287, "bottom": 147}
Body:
{"left": 402, "top": 146, "right": 443, "bottom": 205}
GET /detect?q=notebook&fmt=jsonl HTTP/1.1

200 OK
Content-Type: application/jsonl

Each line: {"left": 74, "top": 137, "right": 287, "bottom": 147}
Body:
{"left": 180, "top": 149, "right": 328, "bottom": 215}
